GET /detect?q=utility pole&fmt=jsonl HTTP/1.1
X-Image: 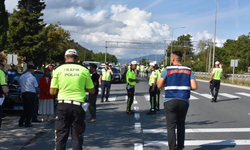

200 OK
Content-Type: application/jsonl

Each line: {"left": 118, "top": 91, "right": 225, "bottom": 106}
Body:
{"left": 212, "top": 0, "right": 218, "bottom": 67}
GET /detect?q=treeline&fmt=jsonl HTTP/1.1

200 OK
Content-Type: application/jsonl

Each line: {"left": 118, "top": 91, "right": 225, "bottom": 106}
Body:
{"left": 0, "top": 0, "right": 117, "bottom": 65}
{"left": 163, "top": 33, "right": 250, "bottom": 76}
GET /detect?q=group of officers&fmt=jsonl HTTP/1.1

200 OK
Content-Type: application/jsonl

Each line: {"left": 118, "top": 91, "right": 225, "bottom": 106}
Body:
{"left": 126, "top": 61, "right": 165, "bottom": 115}
{"left": 1, "top": 47, "right": 220, "bottom": 150}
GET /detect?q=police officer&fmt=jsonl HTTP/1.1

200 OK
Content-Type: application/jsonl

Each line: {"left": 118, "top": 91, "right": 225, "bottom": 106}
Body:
{"left": 0, "top": 62, "right": 9, "bottom": 130}
{"left": 158, "top": 50, "right": 197, "bottom": 150}
{"left": 126, "top": 61, "right": 140, "bottom": 114}
{"left": 161, "top": 64, "right": 165, "bottom": 72}
{"left": 6, "top": 63, "right": 18, "bottom": 85}
{"left": 99, "top": 62, "right": 113, "bottom": 102}
{"left": 140, "top": 64, "right": 144, "bottom": 77}
{"left": 50, "top": 49, "right": 95, "bottom": 150}
{"left": 146, "top": 62, "right": 157, "bottom": 115}
{"left": 209, "top": 61, "right": 223, "bottom": 102}
{"left": 155, "top": 63, "right": 161, "bottom": 110}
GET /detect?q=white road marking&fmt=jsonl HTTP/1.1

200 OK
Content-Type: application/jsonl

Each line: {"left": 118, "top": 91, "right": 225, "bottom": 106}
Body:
{"left": 144, "top": 140, "right": 250, "bottom": 146}
{"left": 190, "top": 95, "right": 199, "bottom": 100}
{"left": 191, "top": 91, "right": 200, "bottom": 95}
{"left": 162, "top": 95, "right": 198, "bottom": 100}
{"left": 135, "top": 122, "right": 141, "bottom": 133}
{"left": 108, "top": 95, "right": 117, "bottom": 101}
{"left": 236, "top": 92, "right": 250, "bottom": 97}
{"left": 143, "top": 128, "right": 250, "bottom": 133}
{"left": 134, "top": 113, "right": 140, "bottom": 120}
{"left": 134, "top": 97, "right": 138, "bottom": 104}
{"left": 199, "top": 94, "right": 220, "bottom": 99}
{"left": 134, "top": 106, "right": 139, "bottom": 111}
{"left": 219, "top": 93, "right": 240, "bottom": 99}
{"left": 134, "top": 143, "right": 143, "bottom": 150}
{"left": 144, "top": 95, "right": 150, "bottom": 101}
{"left": 125, "top": 96, "right": 128, "bottom": 101}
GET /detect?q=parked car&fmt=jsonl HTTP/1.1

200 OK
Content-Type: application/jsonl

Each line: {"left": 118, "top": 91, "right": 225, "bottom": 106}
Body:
{"left": 111, "top": 67, "right": 121, "bottom": 83}
{"left": 3, "top": 70, "right": 44, "bottom": 110}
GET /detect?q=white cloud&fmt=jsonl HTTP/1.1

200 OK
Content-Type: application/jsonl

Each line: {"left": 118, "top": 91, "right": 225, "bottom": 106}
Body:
{"left": 5, "top": 1, "right": 229, "bottom": 59}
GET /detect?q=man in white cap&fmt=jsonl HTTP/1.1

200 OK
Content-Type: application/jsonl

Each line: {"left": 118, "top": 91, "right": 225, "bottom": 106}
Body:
{"left": 146, "top": 62, "right": 157, "bottom": 115}
{"left": 209, "top": 61, "right": 223, "bottom": 102}
{"left": 126, "top": 61, "right": 140, "bottom": 114}
{"left": 50, "top": 49, "right": 95, "bottom": 150}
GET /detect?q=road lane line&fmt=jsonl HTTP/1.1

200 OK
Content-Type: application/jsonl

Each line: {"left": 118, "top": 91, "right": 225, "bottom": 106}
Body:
{"left": 144, "top": 95, "right": 150, "bottom": 101}
{"left": 134, "top": 113, "right": 140, "bottom": 120}
{"left": 135, "top": 122, "right": 141, "bottom": 133}
{"left": 133, "top": 97, "right": 138, "bottom": 104}
{"left": 199, "top": 94, "right": 220, "bottom": 99}
{"left": 219, "top": 93, "right": 240, "bottom": 99}
{"left": 144, "top": 140, "right": 250, "bottom": 146}
{"left": 134, "top": 143, "right": 143, "bottom": 150}
{"left": 236, "top": 92, "right": 250, "bottom": 97}
{"left": 134, "top": 106, "right": 139, "bottom": 111}
{"left": 143, "top": 128, "right": 250, "bottom": 133}
{"left": 108, "top": 95, "right": 117, "bottom": 101}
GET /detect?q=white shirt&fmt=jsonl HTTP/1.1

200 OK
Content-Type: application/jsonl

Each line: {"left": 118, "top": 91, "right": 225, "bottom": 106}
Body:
{"left": 19, "top": 72, "right": 38, "bottom": 93}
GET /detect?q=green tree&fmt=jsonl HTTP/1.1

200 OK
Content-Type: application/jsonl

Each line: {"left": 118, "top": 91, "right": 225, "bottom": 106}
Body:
{"left": 6, "top": 0, "right": 46, "bottom": 62}
{"left": 0, "top": 0, "right": 9, "bottom": 53}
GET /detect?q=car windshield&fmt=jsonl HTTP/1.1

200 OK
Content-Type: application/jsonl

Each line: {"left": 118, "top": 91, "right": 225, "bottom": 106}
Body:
{"left": 111, "top": 67, "right": 118, "bottom": 73}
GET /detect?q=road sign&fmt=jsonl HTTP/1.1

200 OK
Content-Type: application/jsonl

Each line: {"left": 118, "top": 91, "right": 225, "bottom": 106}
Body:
{"left": 7, "top": 54, "right": 17, "bottom": 65}
{"left": 230, "top": 59, "right": 238, "bottom": 67}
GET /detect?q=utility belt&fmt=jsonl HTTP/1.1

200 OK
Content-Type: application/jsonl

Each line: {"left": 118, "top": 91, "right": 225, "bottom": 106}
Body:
{"left": 58, "top": 100, "right": 89, "bottom": 112}
{"left": 126, "top": 83, "right": 135, "bottom": 90}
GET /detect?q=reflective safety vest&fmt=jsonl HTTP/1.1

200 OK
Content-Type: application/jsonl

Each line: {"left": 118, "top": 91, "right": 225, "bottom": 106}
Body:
{"left": 165, "top": 66, "right": 191, "bottom": 99}
{"left": 140, "top": 65, "right": 144, "bottom": 72}
{"left": 101, "top": 68, "right": 112, "bottom": 81}
{"left": 149, "top": 70, "right": 157, "bottom": 86}
{"left": 155, "top": 68, "right": 161, "bottom": 82}
{"left": 136, "top": 65, "right": 140, "bottom": 70}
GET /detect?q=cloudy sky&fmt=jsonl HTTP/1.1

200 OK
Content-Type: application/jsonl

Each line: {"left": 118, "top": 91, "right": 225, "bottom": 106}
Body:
{"left": 5, "top": 0, "right": 250, "bottom": 59}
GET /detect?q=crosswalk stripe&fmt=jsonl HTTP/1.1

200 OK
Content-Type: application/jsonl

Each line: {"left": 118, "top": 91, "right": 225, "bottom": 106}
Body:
{"left": 144, "top": 140, "right": 250, "bottom": 146}
{"left": 134, "top": 143, "right": 143, "bottom": 150}
{"left": 235, "top": 92, "right": 250, "bottom": 97}
{"left": 199, "top": 94, "right": 220, "bottom": 99}
{"left": 144, "top": 95, "right": 150, "bottom": 101}
{"left": 219, "top": 93, "right": 240, "bottom": 98}
{"left": 143, "top": 128, "right": 250, "bottom": 133}
{"left": 108, "top": 95, "right": 117, "bottom": 101}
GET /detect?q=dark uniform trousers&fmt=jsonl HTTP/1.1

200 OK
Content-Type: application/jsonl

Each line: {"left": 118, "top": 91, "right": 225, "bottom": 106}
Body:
{"left": 101, "top": 80, "right": 111, "bottom": 100}
{"left": 19, "top": 92, "right": 36, "bottom": 126}
{"left": 210, "top": 79, "right": 221, "bottom": 101}
{"left": 126, "top": 87, "right": 135, "bottom": 112}
{"left": 164, "top": 99, "right": 189, "bottom": 150}
{"left": 149, "top": 86, "right": 157, "bottom": 112}
{"left": 88, "top": 94, "right": 97, "bottom": 119}
{"left": 55, "top": 103, "right": 86, "bottom": 150}
{"left": 156, "top": 85, "right": 160, "bottom": 109}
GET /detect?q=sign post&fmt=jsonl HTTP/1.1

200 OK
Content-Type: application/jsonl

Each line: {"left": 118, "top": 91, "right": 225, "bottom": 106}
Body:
{"left": 7, "top": 54, "right": 18, "bottom": 65}
{"left": 230, "top": 59, "right": 238, "bottom": 83}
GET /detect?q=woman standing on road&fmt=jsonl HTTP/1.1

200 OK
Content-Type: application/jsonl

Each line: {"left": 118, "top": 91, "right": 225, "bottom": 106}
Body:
{"left": 39, "top": 68, "right": 54, "bottom": 121}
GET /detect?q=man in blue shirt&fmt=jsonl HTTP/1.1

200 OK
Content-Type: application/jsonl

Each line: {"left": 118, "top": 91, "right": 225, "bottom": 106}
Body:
{"left": 6, "top": 63, "right": 18, "bottom": 84}
{"left": 158, "top": 50, "right": 197, "bottom": 150}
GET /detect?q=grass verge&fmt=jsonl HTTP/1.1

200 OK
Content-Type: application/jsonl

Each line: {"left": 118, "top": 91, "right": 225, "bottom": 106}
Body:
{"left": 195, "top": 76, "right": 250, "bottom": 87}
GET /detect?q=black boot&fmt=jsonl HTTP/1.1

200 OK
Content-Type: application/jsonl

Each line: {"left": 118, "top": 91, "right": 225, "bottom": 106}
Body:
{"left": 105, "top": 98, "right": 110, "bottom": 102}
{"left": 101, "top": 98, "right": 104, "bottom": 102}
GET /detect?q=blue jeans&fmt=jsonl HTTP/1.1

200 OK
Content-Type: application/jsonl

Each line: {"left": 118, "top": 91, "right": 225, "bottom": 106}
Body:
{"left": 101, "top": 81, "right": 111, "bottom": 99}
{"left": 164, "top": 99, "right": 189, "bottom": 150}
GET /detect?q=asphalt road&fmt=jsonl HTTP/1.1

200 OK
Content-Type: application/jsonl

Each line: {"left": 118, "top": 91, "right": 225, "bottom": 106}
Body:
{"left": 21, "top": 77, "right": 250, "bottom": 150}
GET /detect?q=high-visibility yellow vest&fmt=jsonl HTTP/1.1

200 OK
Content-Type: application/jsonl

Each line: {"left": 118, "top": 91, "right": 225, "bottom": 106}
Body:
{"left": 101, "top": 68, "right": 112, "bottom": 81}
